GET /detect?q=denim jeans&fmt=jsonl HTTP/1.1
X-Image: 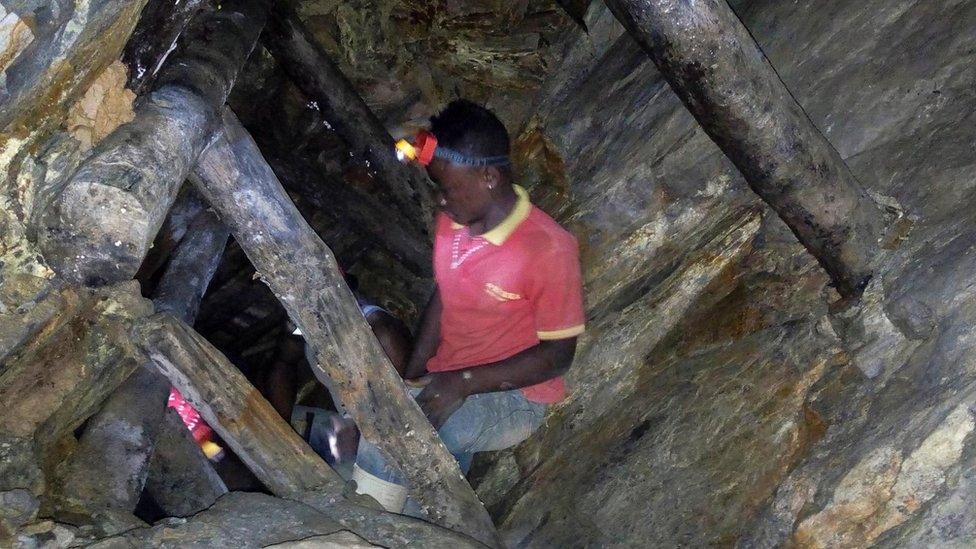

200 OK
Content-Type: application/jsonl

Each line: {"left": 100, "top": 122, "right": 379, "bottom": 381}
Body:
{"left": 355, "top": 388, "right": 547, "bottom": 486}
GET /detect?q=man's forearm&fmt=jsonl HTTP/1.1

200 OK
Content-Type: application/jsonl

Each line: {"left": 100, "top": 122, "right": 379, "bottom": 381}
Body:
{"left": 411, "top": 337, "right": 577, "bottom": 428}
{"left": 456, "top": 338, "right": 577, "bottom": 395}
{"left": 404, "top": 288, "right": 442, "bottom": 379}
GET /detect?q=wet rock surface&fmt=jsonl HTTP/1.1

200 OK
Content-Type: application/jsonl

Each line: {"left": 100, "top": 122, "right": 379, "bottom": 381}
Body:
{"left": 90, "top": 492, "right": 475, "bottom": 548}
{"left": 474, "top": 1, "right": 976, "bottom": 547}
{"left": 90, "top": 492, "right": 348, "bottom": 548}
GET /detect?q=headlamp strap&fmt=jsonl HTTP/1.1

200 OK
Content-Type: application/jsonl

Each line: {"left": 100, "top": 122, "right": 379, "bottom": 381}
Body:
{"left": 412, "top": 129, "right": 510, "bottom": 167}
{"left": 434, "top": 146, "right": 511, "bottom": 167}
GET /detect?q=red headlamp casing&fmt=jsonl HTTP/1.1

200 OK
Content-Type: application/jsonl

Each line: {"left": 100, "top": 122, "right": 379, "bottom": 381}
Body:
{"left": 395, "top": 129, "right": 438, "bottom": 167}
{"left": 413, "top": 129, "right": 437, "bottom": 166}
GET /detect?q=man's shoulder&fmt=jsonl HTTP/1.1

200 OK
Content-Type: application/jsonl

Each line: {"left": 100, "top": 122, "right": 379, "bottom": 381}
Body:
{"left": 434, "top": 212, "right": 454, "bottom": 234}
{"left": 518, "top": 205, "right": 578, "bottom": 252}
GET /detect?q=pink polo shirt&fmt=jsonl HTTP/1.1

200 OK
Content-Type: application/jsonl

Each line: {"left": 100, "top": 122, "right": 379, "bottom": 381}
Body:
{"left": 427, "top": 185, "right": 585, "bottom": 403}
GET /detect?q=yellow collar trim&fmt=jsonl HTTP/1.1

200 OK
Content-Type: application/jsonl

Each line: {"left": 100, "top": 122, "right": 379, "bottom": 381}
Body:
{"left": 452, "top": 185, "right": 532, "bottom": 245}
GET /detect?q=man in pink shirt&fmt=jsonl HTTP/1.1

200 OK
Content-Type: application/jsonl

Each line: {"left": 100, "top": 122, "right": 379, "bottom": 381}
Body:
{"left": 353, "top": 100, "right": 585, "bottom": 513}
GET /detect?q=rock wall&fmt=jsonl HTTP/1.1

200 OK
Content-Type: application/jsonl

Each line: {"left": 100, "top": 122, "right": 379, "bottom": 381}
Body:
{"left": 1, "top": 0, "right": 144, "bottom": 327}
{"left": 476, "top": 1, "right": 976, "bottom": 547}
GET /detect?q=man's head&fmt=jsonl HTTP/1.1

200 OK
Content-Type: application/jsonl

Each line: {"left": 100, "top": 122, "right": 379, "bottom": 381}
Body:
{"left": 426, "top": 99, "right": 512, "bottom": 226}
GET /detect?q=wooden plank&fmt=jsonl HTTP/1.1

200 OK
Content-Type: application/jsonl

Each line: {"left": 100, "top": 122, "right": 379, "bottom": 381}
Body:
{"left": 604, "top": 0, "right": 886, "bottom": 298}
{"left": 36, "top": 0, "right": 271, "bottom": 287}
{"left": 133, "top": 314, "right": 346, "bottom": 499}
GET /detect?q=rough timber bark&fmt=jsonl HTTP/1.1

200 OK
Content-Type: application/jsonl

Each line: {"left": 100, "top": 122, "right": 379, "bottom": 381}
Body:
{"left": 49, "top": 207, "right": 229, "bottom": 517}
{"left": 133, "top": 314, "right": 346, "bottom": 499}
{"left": 151, "top": 208, "right": 230, "bottom": 323}
{"left": 144, "top": 408, "right": 229, "bottom": 517}
{"left": 122, "top": 0, "right": 208, "bottom": 95}
{"left": 133, "top": 186, "right": 207, "bottom": 289}
{"left": 190, "top": 108, "right": 499, "bottom": 546}
{"left": 36, "top": 0, "right": 270, "bottom": 287}
{"left": 264, "top": 2, "right": 435, "bottom": 238}
{"left": 603, "top": 0, "right": 886, "bottom": 299}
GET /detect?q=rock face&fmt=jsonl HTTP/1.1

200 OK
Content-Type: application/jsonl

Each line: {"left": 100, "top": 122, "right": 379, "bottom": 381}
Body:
{"left": 64, "top": 61, "right": 136, "bottom": 152}
{"left": 1, "top": 0, "right": 145, "bottom": 352}
{"left": 91, "top": 492, "right": 476, "bottom": 548}
{"left": 90, "top": 493, "right": 352, "bottom": 548}
{"left": 0, "top": 0, "right": 146, "bottom": 135}
{"left": 473, "top": 1, "right": 976, "bottom": 547}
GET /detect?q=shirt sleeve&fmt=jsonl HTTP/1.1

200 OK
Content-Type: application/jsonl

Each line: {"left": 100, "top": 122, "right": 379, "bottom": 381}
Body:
{"left": 528, "top": 236, "right": 586, "bottom": 340}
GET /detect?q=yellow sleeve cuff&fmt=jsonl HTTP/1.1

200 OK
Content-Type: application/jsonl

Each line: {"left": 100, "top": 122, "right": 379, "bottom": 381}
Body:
{"left": 537, "top": 324, "right": 585, "bottom": 340}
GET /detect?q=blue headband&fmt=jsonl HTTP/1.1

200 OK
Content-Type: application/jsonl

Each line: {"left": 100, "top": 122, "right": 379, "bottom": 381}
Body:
{"left": 433, "top": 146, "right": 511, "bottom": 167}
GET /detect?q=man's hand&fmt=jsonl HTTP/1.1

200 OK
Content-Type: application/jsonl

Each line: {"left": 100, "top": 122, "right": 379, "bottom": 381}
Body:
{"left": 406, "top": 371, "right": 468, "bottom": 429}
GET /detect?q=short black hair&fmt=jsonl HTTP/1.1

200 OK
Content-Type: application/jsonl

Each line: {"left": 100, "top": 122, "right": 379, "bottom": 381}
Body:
{"left": 429, "top": 99, "right": 510, "bottom": 159}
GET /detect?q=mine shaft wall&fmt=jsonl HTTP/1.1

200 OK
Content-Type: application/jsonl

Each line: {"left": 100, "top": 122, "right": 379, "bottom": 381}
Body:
{"left": 478, "top": 1, "right": 976, "bottom": 547}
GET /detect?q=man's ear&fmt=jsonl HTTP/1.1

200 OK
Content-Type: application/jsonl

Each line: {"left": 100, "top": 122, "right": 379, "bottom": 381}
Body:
{"left": 482, "top": 166, "right": 500, "bottom": 189}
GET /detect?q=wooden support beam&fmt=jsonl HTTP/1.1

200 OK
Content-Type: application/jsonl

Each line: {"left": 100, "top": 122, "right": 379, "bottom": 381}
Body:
{"left": 48, "top": 366, "right": 170, "bottom": 517}
{"left": 144, "top": 408, "right": 229, "bottom": 517}
{"left": 147, "top": 308, "right": 489, "bottom": 548}
{"left": 264, "top": 2, "right": 436, "bottom": 239}
{"left": 604, "top": 0, "right": 886, "bottom": 299}
{"left": 37, "top": 0, "right": 271, "bottom": 287}
{"left": 190, "top": 108, "right": 499, "bottom": 546}
{"left": 122, "top": 0, "right": 208, "bottom": 95}
{"left": 50, "top": 208, "right": 229, "bottom": 517}
{"left": 152, "top": 209, "right": 231, "bottom": 324}
{"left": 133, "top": 314, "right": 345, "bottom": 499}
{"left": 134, "top": 186, "right": 207, "bottom": 292}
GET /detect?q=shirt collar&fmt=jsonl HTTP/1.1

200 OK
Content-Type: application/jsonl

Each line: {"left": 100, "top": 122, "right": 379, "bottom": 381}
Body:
{"left": 451, "top": 185, "right": 532, "bottom": 246}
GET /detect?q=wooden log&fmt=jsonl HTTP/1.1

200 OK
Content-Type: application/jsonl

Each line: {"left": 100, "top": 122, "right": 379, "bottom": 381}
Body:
{"left": 604, "top": 0, "right": 886, "bottom": 299}
{"left": 122, "top": 0, "right": 208, "bottom": 95}
{"left": 49, "top": 207, "right": 230, "bottom": 516}
{"left": 36, "top": 0, "right": 270, "bottom": 287}
{"left": 133, "top": 186, "right": 207, "bottom": 291}
{"left": 144, "top": 408, "right": 229, "bottom": 517}
{"left": 190, "top": 108, "right": 499, "bottom": 546}
{"left": 135, "top": 314, "right": 481, "bottom": 547}
{"left": 48, "top": 366, "right": 169, "bottom": 516}
{"left": 264, "top": 2, "right": 435, "bottom": 238}
{"left": 133, "top": 314, "right": 346, "bottom": 499}
{"left": 152, "top": 208, "right": 230, "bottom": 324}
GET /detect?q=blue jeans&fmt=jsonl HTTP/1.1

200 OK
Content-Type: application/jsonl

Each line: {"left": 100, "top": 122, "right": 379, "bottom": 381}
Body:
{"left": 355, "top": 388, "right": 547, "bottom": 486}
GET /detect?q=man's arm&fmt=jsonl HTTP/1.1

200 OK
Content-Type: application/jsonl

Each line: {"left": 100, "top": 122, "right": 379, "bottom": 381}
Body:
{"left": 403, "top": 287, "right": 442, "bottom": 379}
{"left": 367, "top": 312, "right": 412, "bottom": 377}
{"left": 410, "top": 337, "right": 577, "bottom": 428}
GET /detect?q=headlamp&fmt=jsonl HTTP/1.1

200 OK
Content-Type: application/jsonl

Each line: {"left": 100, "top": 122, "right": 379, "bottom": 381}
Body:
{"left": 394, "top": 129, "right": 510, "bottom": 168}
{"left": 395, "top": 130, "right": 438, "bottom": 166}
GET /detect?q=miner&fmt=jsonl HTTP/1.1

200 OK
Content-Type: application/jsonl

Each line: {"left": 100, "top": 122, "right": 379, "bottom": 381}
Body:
{"left": 352, "top": 99, "right": 586, "bottom": 512}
